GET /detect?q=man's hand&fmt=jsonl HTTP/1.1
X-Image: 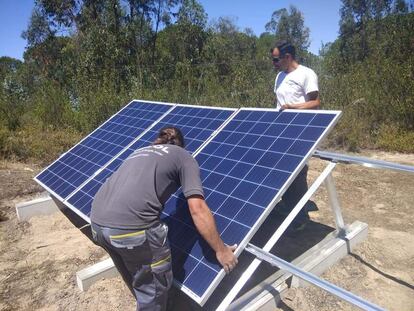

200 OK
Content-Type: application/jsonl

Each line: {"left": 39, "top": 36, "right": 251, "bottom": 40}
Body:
{"left": 216, "top": 244, "right": 238, "bottom": 274}
{"left": 281, "top": 103, "right": 294, "bottom": 110}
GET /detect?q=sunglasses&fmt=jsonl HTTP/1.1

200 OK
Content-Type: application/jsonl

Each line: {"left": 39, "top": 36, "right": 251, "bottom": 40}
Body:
{"left": 272, "top": 53, "right": 288, "bottom": 63}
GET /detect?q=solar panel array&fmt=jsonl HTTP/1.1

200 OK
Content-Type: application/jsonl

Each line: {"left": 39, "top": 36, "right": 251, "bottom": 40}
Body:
{"left": 35, "top": 100, "right": 340, "bottom": 305}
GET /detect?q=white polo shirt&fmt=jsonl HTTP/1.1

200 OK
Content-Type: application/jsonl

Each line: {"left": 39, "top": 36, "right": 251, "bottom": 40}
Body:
{"left": 274, "top": 65, "right": 319, "bottom": 110}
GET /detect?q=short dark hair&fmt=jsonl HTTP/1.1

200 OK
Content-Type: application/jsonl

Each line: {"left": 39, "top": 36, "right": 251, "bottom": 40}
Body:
{"left": 153, "top": 126, "right": 185, "bottom": 147}
{"left": 271, "top": 41, "right": 296, "bottom": 59}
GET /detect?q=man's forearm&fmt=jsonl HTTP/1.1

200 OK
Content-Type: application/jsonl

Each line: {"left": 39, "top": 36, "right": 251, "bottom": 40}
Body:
{"left": 293, "top": 99, "right": 320, "bottom": 109}
{"left": 188, "top": 198, "right": 226, "bottom": 252}
{"left": 187, "top": 197, "right": 238, "bottom": 273}
{"left": 282, "top": 90, "right": 320, "bottom": 110}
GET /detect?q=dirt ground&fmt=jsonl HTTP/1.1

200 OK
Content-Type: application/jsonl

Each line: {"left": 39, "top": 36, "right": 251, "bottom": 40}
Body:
{"left": 0, "top": 151, "right": 413, "bottom": 311}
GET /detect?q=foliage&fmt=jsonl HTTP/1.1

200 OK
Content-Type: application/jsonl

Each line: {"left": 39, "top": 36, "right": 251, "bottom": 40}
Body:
{"left": 265, "top": 5, "right": 310, "bottom": 60}
{"left": 321, "top": 4, "right": 414, "bottom": 151}
{"left": 377, "top": 124, "right": 414, "bottom": 153}
{"left": 0, "top": 57, "right": 27, "bottom": 130}
{"left": 0, "top": 0, "right": 413, "bottom": 163}
{"left": 0, "top": 124, "right": 82, "bottom": 163}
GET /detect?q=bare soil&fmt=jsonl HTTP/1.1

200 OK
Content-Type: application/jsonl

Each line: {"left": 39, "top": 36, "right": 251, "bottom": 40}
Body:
{"left": 0, "top": 151, "right": 413, "bottom": 311}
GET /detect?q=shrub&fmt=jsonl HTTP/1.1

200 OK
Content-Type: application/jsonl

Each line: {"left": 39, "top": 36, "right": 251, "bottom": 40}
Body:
{"left": 0, "top": 124, "right": 82, "bottom": 164}
{"left": 377, "top": 124, "right": 414, "bottom": 153}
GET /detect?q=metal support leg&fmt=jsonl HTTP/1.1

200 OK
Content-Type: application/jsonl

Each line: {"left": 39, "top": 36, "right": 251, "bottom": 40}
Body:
{"left": 325, "top": 172, "right": 346, "bottom": 235}
{"left": 218, "top": 162, "right": 337, "bottom": 311}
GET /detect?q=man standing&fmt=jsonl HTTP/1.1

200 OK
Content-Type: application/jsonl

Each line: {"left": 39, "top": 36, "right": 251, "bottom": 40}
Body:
{"left": 271, "top": 42, "right": 320, "bottom": 110}
{"left": 270, "top": 42, "right": 320, "bottom": 230}
{"left": 90, "top": 127, "right": 237, "bottom": 311}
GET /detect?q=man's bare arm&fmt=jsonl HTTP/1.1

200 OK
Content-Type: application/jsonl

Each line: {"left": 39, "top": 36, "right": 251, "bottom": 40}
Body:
{"left": 187, "top": 195, "right": 238, "bottom": 273}
{"left": 281, "top": 91, "right": 320, "bottom": 109}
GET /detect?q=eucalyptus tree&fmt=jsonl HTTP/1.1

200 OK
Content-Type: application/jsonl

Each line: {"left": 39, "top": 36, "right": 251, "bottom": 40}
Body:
{"left": 338, "top": 0, "right": 411, "bottom": 63}
{"left": 0, "top": 57, "right": 26, "bottom": 131}
{"left": 265, "top": 5, "right": 310, "bottom": 60}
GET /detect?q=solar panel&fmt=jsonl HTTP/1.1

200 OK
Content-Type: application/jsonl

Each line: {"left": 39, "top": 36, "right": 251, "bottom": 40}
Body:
{"left": 65, "top": 105, "right": 236, "bottom": 221}
{"left": 35, "top": 100, "right": 173, "bottom": 201}
{"left": 161, "top": 108, "right": 341, "bottom": 304}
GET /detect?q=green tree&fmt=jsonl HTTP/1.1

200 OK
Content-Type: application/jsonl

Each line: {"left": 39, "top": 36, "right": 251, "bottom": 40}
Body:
{"left": 321, "top": 3, "right": 414, "bottom": 150}
{"left": 0, "top": 58, "right": 27, "bottom": 130}
{"left": 265, "top": 5, "right": 310, "bottom": 59}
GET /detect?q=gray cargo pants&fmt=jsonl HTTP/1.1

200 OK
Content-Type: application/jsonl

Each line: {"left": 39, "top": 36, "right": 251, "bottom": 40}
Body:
{"left": 91, "top": 222, "right": 173, "bottom": 311}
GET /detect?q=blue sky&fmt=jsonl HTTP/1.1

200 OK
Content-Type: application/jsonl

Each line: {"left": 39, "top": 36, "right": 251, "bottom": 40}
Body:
{"left": 198, "top": 0, "right": 342, "bottom": 54}
{"left": 0, "top": 0, "right": 342, "bottom": 60}
{"left": 0, "top": 0, "right": 34, "bottom": 60}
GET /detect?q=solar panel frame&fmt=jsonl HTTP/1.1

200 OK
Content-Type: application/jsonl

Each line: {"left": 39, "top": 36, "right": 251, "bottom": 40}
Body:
{"left": 164, "top": 108, "right": 341, "bottom": 305}
{"left": 63, "top": 103, "right": 237, "bottom": 223}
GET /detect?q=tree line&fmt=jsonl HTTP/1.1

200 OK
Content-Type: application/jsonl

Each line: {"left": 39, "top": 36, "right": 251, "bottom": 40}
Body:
{"left": 1, "top": 0, "right": 413, "bottom": 162}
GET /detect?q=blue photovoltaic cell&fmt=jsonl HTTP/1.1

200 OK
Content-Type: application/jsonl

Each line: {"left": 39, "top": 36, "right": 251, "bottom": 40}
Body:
{"left": 161, "top": 109, "right": 339, "bottom": 302}
{"left": 35, "top": 101, "right": 172, "bottom": 200}
{"left": 66, "top": 106, "right": 235, "bottom": 218}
